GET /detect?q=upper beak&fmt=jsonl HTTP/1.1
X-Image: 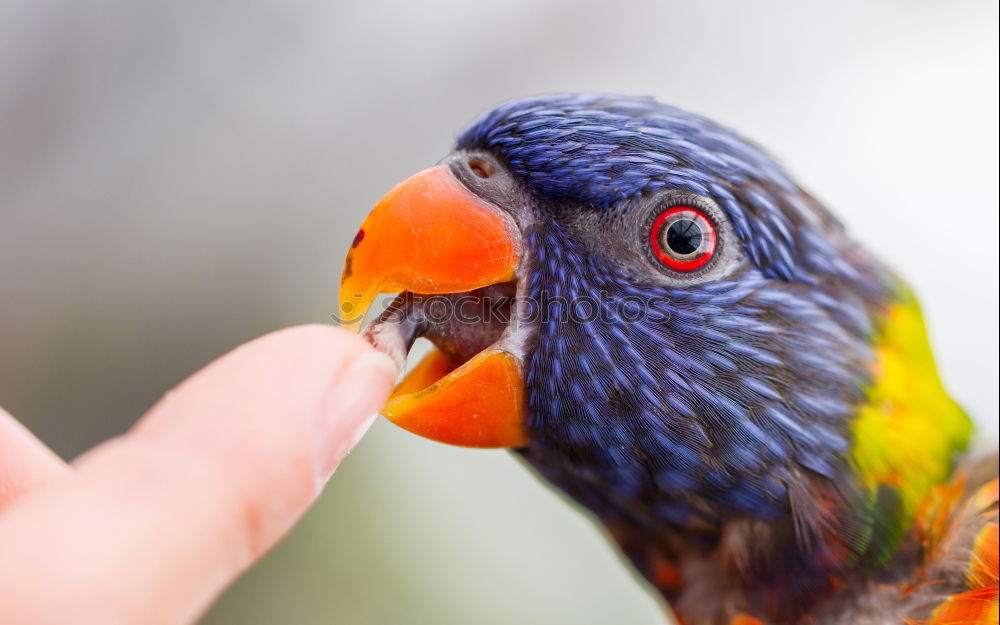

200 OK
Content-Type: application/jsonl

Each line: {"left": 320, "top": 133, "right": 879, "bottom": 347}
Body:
{"left": 340, "top": 164, "right": 527, "bottom": 448}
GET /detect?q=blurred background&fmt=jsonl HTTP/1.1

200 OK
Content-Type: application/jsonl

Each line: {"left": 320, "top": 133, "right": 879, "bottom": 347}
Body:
{"left": 1, "top": 1, "right": 997, "bottom": 624}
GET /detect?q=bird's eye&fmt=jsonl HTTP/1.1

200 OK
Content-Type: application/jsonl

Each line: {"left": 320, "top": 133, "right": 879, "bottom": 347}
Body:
{"left": 649, "top": 206, "right": 717, "bottom": 272}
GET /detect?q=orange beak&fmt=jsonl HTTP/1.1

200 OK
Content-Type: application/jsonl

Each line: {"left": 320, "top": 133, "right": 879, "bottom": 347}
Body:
{"left": 340, "top": 165, "right": 527, "bottom": 448}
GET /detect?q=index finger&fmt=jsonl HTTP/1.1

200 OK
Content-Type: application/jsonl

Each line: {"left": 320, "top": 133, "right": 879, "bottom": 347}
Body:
{"left": 0, "top": 325, "right": 396, "bottom": 625}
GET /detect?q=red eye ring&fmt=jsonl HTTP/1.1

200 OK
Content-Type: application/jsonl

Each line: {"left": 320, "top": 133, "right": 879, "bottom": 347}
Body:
{"left": 649, "top": 205, "right": 717, "bottom": 272}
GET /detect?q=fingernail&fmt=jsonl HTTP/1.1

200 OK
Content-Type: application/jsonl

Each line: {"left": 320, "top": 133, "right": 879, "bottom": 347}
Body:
{"left": 350, "top": 349, "right": 401, "bottom": 386}
{"left": 314, "top": 349, "right": 398, "bottom": 481}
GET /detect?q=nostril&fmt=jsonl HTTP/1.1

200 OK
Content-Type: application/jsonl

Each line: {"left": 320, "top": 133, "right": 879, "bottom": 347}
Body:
{"left": 467, "top": 157, "right": 493, "bottom": 179}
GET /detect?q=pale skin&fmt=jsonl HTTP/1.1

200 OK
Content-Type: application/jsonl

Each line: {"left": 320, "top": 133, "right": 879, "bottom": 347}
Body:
{"left": 0, "top": 325, "right": 398, "bottom": 625}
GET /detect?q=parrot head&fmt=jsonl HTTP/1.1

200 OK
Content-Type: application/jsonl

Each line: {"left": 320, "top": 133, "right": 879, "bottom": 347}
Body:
{"left": 341, "top": 93, "right": 974, "bottom": 623}
{"left": 340, "top": 94, "right": 970, "bottom": 586}
{"left": 343, "top": 92, "right": 889, "bottom": 521}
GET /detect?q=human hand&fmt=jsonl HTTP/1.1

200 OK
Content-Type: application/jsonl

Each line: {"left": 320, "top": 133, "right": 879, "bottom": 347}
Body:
{"left": 0, "top": 325, "right": 397, "bottom": 625}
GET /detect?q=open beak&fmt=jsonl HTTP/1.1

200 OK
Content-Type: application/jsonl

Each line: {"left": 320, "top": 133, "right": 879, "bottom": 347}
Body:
{"left": 340, "top": 165, "right": 528, "bottom": 448}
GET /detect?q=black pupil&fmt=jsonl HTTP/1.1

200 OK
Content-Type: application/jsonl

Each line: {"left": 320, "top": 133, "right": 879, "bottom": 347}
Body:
{"left": 665, "top": 218, "right": 703, "bottom": 256}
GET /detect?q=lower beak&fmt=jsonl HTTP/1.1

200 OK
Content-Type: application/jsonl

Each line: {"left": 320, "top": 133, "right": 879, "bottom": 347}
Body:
{"left": 340, "top": 165, "right": 527, "bottom": 448}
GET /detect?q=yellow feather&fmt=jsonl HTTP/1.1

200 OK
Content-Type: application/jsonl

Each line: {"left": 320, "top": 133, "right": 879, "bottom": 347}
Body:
{"left": 849, "top": 291, "right": 972, "bottom": 518}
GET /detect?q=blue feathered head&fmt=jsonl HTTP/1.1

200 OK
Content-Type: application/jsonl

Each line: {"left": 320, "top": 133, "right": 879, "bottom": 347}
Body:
{"left": 343, "top": 92, "right": 892, "bottom": 530}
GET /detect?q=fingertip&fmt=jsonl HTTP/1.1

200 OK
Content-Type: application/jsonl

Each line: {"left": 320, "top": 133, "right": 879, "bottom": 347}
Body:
{"left": 128, "top": 321, "right": 398, "bottom": 549}
{"left": 313, "top": 349, "right": 398, "bottom": 480}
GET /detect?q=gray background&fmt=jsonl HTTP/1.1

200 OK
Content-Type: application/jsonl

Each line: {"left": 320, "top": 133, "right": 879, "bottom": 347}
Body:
{"left": 1, "top": 1, "right": 997, "bottom": 624}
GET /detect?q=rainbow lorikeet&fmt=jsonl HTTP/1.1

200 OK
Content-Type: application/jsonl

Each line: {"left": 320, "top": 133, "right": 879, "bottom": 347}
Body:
{"left": 340, "top": 94, "right": 998, "bottom": 625}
